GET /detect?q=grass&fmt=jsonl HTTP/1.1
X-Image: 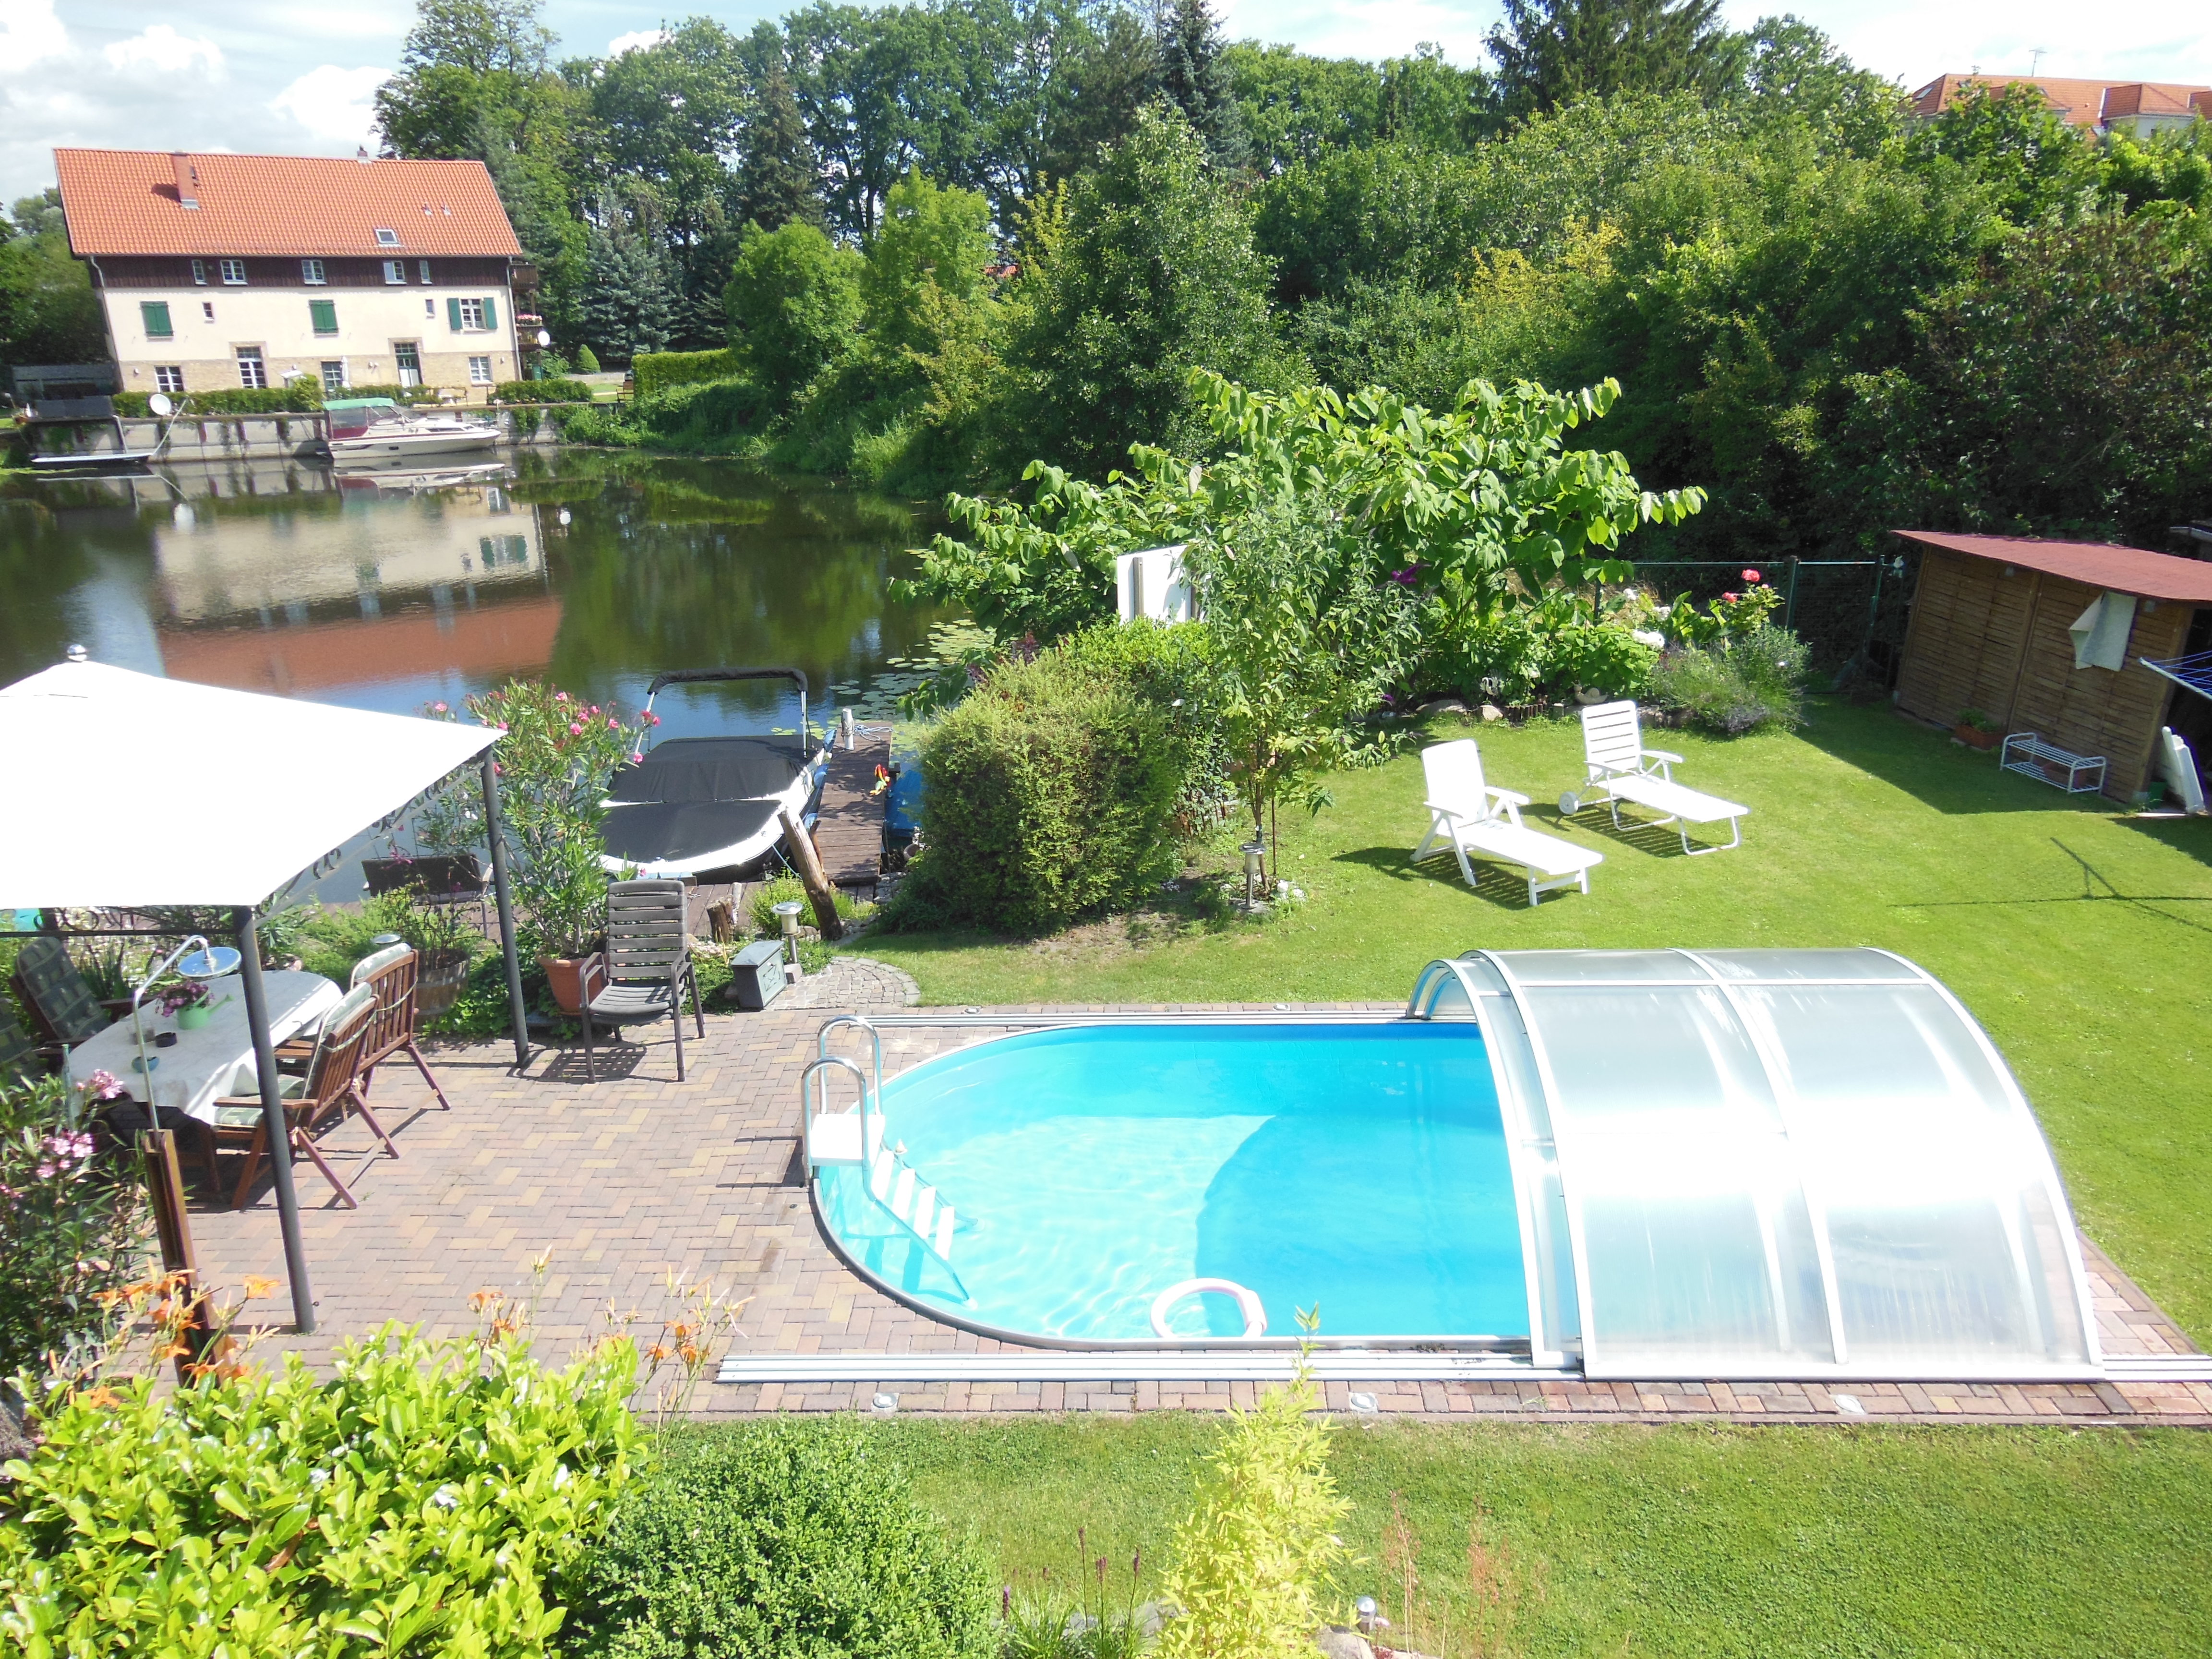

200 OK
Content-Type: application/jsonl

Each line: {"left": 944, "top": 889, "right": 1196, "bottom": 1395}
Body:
{"left": 857, "top": 698, "right": 2212, "bottom": 1342}
{"left": 848, "top": 1413, "right": 2212, "bottom": 1658}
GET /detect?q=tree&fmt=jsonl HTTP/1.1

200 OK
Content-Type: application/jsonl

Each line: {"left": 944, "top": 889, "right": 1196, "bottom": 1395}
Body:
{"left": 733, "top": 45, "right": 825, "bottom": 230}
{"left": 0, "top": 192, "right": 105, "bottom": 371}
{"left": 579, "top": 204, "right": 678, "bottom": 363}
{"left": 1006, "top": 107, "right": 1285, "bottom": 472}
{"left": 1728, "top": 15, "right": 1899, "bottom": 158}
{"left": 1902, "top": 80, "right": 2100, "bottom": 224}
{"left": 1155, "top": 0, "right": 1247, "bottom": 168}
{"left": 724, "top": 220, "right": 863, "bottom": 394}
{"left": 1486, "top": 0, "right": 1745, "bottom": 118}
{"left": 374, "top": 0, "right": 573, "bottom": 160}
{"left": 861, "top": 169, "right": 994, "bottom": 354}
{"left": 1037, "top": 4, "right": 1159, "bottom": 181}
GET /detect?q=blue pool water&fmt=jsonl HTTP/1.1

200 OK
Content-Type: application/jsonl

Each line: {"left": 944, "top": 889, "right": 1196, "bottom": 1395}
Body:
{"left": 817, "top": 1024, "right": 1526, "bottom": 1342}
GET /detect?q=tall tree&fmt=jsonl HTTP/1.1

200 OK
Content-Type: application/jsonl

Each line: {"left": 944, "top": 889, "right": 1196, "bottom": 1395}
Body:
{"left": 374, "top": 0, "right": 574, "bottom": 159}
{"left": 0, "top": 192, "right": 106, "bottom": 371}
{"left": 1038, "top": 4, "right": 1158, "bottom": 182}
{"left": 1154, "top": 0, "right": 1247, "bottom": 168}
{"left": 1486, "top": 0, "right": 1745, "bottom": 117}
{"left": 733, "top": 46, "right": 826, "bottom": 229}
{"left": 579, "top": 202, "right": 679, "bottom": 363}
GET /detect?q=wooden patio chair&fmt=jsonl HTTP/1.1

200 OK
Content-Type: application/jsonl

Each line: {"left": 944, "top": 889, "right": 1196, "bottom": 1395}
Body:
{"left": 579, "top": 878, "right": 704, "bottom": 1083}
{"left": 209, "top": 983, "right": 392, "bottom": 1209}
{"left": 275, "top": 944, "right": 452, "bottom": 1111}
{"left": 12, "top": 935, "right": 132, "bottom": 1049}
{"left": 1, "top": 995, "right": 50, "bottom": 1087}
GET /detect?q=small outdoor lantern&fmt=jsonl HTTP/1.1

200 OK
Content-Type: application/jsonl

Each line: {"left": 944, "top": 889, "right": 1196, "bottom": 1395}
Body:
{"left": 1240, "top": 839, "right": 1266, "bottom": 908}
{"left": 773, "top": 899, "right": 806, "bottom": 969}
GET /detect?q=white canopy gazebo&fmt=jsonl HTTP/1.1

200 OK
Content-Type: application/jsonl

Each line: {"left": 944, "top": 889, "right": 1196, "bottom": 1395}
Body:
{"left": 0, "top": 656, "right": 529, "bottom": 1330}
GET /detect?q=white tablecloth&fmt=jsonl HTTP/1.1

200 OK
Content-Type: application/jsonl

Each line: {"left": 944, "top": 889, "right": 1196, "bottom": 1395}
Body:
{"left": 66, "top": 971, "right": 344, "bottom": 1125}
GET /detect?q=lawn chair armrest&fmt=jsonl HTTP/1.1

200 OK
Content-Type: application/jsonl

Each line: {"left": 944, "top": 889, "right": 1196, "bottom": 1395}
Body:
{"left": 1487, "top": 786, "right": 1531, "bottom": 806}
{"left": 1642, "top": 748, "right": 1683, "bottom": 765}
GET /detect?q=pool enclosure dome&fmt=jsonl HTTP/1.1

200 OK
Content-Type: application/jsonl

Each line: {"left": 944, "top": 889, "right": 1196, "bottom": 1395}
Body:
{"left": 1407, "top": 948, "right": 2100, "bottom": 1381}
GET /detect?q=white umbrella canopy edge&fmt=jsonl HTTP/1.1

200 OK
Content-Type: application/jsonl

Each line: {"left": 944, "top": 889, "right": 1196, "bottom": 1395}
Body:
{"left": 0, "top": 660, "right": 499, "bottom": 909}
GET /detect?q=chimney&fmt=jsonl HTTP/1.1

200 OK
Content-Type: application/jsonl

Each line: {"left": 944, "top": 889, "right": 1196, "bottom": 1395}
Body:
{"left": 172, "top": 152, "right": 199, "bottom": 210}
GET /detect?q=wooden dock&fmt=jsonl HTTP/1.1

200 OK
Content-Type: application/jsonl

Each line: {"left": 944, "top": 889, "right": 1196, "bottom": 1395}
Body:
{"left": 811, "top": 722, "right": 892, "bottom": 893}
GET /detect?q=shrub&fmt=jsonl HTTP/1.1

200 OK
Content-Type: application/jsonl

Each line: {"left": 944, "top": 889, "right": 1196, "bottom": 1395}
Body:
{"left": 632, "top": 348, "right": 744, "bottom": 399}
{"left": 1647, "top": 624, "right": 1808, "bottom": 733}
{"left": 0, "top": 1073, "right": 147, "bottom": 1385}
{"left": 1155, "top": 1374, "right": 1351, "bottom": 1659}
{"left": 748, "top": 873, "right": 860, "bottom": 935}
{"left": 340, "top": 383, "right": 446, "bottom": 406}
{"left": 577, "top": 344, "right": 601, "bottom": 374}
{"left": 494, "top": 377, "right": 596, "bottom": 405}
{"left": 889, "top": 651, "right": 1181, "bottom": 934}
{"left": 1060, "top": 620, "right": 1234, "bottom": 831}
{"left": 114, "top": 384, "right": 324, "bottom": 418}
{"left": 0, "top": 1327, "right": 638, "bottom": 1655}
{"left": 566, "top": 1416, "right": 996, "bottom": 1659}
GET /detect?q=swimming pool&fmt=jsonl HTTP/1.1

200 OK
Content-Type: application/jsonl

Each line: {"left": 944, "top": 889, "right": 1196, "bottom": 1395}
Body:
{"left": 815, "top": 1023, "right": 1527, "bottom": 1344}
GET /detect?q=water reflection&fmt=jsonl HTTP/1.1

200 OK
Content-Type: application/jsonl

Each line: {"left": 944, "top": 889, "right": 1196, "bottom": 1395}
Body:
{"left": 0, "top": 450, "right": 950, "bottom": 735}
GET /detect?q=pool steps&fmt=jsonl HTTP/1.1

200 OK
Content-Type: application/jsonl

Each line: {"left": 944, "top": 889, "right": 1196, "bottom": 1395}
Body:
{"left": 801, "top": 1018, "right": 960, "bottom": 1264}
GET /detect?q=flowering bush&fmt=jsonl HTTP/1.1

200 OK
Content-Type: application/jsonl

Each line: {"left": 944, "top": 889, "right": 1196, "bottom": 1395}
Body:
{"left": 418, "top": 681, "right": 656, "bottom": 959}
{"left": 0, "top": 1072, "right": 146, "bottom": 1387}
{"left": 0, "top": 1325, "right": 639, "bottom": 1656}
{"left": 1659, "top": 571, "right": 1783, "bottom": 647}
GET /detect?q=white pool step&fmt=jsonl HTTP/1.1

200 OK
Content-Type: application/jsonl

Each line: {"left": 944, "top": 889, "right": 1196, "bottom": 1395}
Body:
{"left": 854, "top": 1131, "right": 958, "bottom": 1265}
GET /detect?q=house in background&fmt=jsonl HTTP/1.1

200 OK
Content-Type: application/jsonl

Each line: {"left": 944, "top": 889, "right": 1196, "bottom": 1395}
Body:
{"left": 53, "top": 149, "right": 529, "bottom": 405}
{"left": 1908, "top": 74, "right": 2212, "bottom": 138}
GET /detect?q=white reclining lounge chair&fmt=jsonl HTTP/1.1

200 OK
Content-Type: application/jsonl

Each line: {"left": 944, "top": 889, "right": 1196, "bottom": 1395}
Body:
{"left": 1414, "top": 739, "right": 1603, "bottom": 905}
{"left": 1561, "top": 699, "right": 1749, "bottom": 854}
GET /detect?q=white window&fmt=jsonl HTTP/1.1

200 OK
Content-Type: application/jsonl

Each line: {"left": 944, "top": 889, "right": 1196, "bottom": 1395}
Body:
{"left": 219, "top": 258, "right": 246, "bottom": 285}
{"left": 468, "top": 355, "right": 493, "bottom": 386}
{"left": 236, "top": 347, "right": 267, "bottom": 389}
{"left": 423, "top": 297, "right": 435, "bottom": 318}
{"left": 191, "top": 259, "right": 207, "bottom": 285}
{"left": 301, "top": 258, "right": 326, "bottom": 285}
{"left": 202, "top": 301, "right": 215, "bottom": 322}
{"left": 155, "top": 365, "right": 185, "bottom": 395}
{"left": 419, "top": 259, "right": 433, "bottom": 284}
{"left": 395, "top": 341, "right": 422, "bottom": 388}
{"left": 374, "top": 228, "right": 400, "bottom": 246}
{"left": 320, "top": 361, "right": 347, "bottom": 394}
{"left": 383, "top": 260, "right": 407, "bottom": 285}
{"left": 458, "top": 298, "right": 487, "bottom": 329}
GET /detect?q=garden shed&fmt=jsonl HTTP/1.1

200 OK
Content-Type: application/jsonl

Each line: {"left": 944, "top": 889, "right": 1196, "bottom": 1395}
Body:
{"left": 1891, "top": 530, "right": 2212, "bottom": 802}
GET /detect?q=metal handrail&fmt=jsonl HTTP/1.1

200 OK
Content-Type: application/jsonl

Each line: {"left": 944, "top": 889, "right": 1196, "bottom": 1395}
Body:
{"left": 797, "top": 1055, "right": 872, "bottom": 1174}
{"left": 816, "top": 1013, "right": 883, "bottom": 1103}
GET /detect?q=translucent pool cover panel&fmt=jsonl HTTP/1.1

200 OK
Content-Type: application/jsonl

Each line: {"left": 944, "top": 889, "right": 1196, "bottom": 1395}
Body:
{"left": 1482, "top": 949, "right": 2098, "bottom": 1380}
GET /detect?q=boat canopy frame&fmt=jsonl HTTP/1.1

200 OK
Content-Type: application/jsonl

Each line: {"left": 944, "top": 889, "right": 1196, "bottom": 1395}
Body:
{"left": 643, "top": 666, "right": 810, "bottom": 745}
{"left": 1407, "top": 947, "right": 2102, "bottom": 1382}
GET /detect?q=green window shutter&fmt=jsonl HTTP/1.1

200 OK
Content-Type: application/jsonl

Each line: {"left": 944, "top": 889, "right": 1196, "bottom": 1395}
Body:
{"left": 309, "top": 299, "right": 337, "bottom": 335}
{"left": 447, "top": 298, "right": 463, "bottom": 332}
{"left": 481, "top": 295, "right": 497, "bottom": 331}
{"left": 141, "top": 301, "right": 172, "bottom": 338}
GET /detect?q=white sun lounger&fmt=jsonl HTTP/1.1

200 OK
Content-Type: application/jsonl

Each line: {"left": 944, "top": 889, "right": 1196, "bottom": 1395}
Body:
{"left": 1561, "top": 700, "right": 1748, "bottom": 854}
{"left": 1413, "top": 739, "right": 1603, "bottom": 905}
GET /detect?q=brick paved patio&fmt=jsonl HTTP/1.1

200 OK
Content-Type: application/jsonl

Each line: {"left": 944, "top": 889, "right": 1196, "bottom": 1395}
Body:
{"left": 182, "top": 968, "right": 2212, "bottom": 1427}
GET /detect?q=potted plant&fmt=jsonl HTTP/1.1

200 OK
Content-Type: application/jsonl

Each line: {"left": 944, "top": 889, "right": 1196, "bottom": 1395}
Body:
{"left": 377, "top": 888, "right": 482, "bottom": 1026}
{"left": 525, "top": 840, "right": 610, "bottom": 1014}
{"left": 1954, "top": 708, "right": 2003, "bottom": 751}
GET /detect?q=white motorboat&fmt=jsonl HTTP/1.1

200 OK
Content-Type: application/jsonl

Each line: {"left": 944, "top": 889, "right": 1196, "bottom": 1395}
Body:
{"left": 325, "top": 397, "right": 501, "bottom": 463}
{"left": 598, "top": 668, "right": 832, "bottom": 880}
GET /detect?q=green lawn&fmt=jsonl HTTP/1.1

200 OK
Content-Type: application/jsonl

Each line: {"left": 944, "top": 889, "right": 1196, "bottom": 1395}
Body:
{"left": 858, "top": 699, "right": 2212, "bottom": 1340}
{"left": 862, "top": 1414, "right": 2212, "bottom": 1658}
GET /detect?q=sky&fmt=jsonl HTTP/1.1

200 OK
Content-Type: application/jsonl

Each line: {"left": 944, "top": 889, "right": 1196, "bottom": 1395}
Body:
{"left": 4, "top": 0, "right": 2212, "bottom": 208}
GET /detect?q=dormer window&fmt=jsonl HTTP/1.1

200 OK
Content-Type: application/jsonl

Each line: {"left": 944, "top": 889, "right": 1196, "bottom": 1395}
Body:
{"left": 419, "top": 259, "right": 433, "bottom": 283}
{"left": 219, "top": 259, "right": 247, "bottom": 285}
{"left": 374, "top": 228, "right": 400, "bottom": 246}
{"left": 301, "top": 259, "right": 326, "bottom": 285}
{"left": 191, "top": 259, "right": 207, "bottom": 285}
{"left": 383, "top": 260, "right": 407, "bottom": 285}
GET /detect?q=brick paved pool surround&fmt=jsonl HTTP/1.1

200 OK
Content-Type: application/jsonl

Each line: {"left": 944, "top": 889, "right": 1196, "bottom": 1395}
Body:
{"left": 182, "top": 971, "right": 2212, "bottom": 1426}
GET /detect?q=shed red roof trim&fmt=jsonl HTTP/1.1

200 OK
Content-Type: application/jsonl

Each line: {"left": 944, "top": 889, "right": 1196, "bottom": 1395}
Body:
{"left": 54, "top": 149, "right": 523, "bottom": 260}
{"left": 1891, "top": 529, "right": 2212, "bottom": 603}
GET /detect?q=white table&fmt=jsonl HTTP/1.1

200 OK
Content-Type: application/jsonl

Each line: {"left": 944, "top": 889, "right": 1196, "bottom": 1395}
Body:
{"left": 66, "top": 971, "right": 344, "bottom": 1125}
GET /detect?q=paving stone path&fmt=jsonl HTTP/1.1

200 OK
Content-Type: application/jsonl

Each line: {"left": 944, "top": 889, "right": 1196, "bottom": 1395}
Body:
{"left": 182, "top": 995, "right": 2212, "bottom": 1426}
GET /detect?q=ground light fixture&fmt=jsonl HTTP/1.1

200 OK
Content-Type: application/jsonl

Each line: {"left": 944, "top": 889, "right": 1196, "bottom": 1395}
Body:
{"left": 1240, "top": 839, "right": 1266, "bottom": 909}
{"left": 773, "top": 900, "right": 806, "bottom": 970}
{"left": 130, "top": 933, "right": 245, "bottom": 1096}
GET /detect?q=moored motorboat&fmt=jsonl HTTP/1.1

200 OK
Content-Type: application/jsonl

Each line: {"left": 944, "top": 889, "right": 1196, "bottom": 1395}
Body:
{"left": 598, "top": 668, "right": 832, "bottom": 879}
{"left": 326, "top": 397, "right": 500, "bottom": 464}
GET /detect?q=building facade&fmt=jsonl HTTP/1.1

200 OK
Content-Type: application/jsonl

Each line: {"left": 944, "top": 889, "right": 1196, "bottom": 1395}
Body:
{"left": 54, "top": 149, "right": 529, "bottom": 404}
{"left": 1908, "top": 74, "right": 2212, "bottom": 138}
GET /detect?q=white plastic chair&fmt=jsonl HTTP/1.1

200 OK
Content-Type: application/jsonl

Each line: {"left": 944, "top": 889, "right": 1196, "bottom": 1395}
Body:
{"left": 1413, "top": 740, "right": 1603, "bottom": 905}
{"left": 1561, "top": 701, "right": 1749, "bottom": 854}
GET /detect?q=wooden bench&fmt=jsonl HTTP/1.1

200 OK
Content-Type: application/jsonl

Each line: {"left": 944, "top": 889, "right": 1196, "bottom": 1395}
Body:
{"left": 1999, "top": 732, "right": 2107, "bottom": 795}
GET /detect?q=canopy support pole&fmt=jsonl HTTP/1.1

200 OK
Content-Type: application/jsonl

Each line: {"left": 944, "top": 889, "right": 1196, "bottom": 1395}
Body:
{"left": 234, "top": 907, "right": 315, "bottom": 1334}
{"left": 481, "top": 754, "right": 530, "bottom": 1070}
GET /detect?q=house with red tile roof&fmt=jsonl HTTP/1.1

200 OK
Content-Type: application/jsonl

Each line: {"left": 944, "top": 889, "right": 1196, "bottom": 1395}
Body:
{"left": 54, "top": 149, "right": 531, "bottom": 405}
{"left": 1908, "top": 74, "right": 2212, "bottom": 138}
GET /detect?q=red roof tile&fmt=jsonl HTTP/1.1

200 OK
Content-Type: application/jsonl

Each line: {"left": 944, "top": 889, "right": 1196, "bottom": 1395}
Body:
{"left": 1907, "top": 73, "right": 2212, "bottom": 129}
{"left": 1892, "top": 530, "right": 2212, "bottom": 602}
{"left": 54, "top": 148, "right": 522, "bottom": 260}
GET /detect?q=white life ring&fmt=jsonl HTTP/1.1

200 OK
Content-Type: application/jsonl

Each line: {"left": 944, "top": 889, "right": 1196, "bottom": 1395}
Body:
{"left": 1149, "top": 1277, "right": 1267, "bottom": 1338}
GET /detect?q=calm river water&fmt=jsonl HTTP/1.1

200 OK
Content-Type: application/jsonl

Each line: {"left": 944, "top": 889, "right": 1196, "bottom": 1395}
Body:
{"left": 0, "top": 448, "right": 951, "bottom": 737}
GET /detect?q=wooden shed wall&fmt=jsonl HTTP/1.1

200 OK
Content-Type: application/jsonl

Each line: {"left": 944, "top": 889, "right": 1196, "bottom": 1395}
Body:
{"left": 1895, "top": 549, "right": 2189, "bottom": 800}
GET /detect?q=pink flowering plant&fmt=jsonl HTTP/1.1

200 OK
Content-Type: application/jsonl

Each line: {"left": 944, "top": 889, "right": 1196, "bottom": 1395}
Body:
{"left": 0, "top": 1071, "right": 148, "bottom": 1384}
{"left": 415, "top": 680, "right": 655, "bottom": 959}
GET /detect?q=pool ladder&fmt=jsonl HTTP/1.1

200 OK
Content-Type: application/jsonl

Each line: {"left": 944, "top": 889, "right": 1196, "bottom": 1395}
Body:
{"left": 799, "top": 1016, "right": 959, "bottom": 1264}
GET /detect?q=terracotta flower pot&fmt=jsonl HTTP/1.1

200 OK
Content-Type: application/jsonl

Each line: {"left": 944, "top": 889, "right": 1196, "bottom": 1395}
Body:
{"left": 540, "top": 954, "right": 595, "bottom": 1014}
{"left": 1954, "top": 724, "right": 2001, "bottom": 751}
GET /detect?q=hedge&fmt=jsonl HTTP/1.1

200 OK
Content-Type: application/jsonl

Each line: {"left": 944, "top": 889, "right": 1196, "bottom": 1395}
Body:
{"left": 890, "top": 649, "right": 1181, "bottom": 935}
{"left": 631, "top": 348, "right": 744, "bottom": 399}
{"left": 113, "top": 384, "right": 323, "bottom": 417}
{"left": 493, "top": 377, "right": 596, "bottom": 405}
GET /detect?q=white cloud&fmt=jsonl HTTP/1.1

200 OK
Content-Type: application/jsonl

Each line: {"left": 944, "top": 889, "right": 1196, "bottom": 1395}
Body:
{"left": 0, "top": 0, "right": 69, "bottom": 64}
{"left": 103, "top": 24, "right": 224, "bottom": 76}
{"left": 269, "top": 65, "right": 392, "bottom": 146}
{"left": 607, "top": 28, "right": 667, "bottom": 57}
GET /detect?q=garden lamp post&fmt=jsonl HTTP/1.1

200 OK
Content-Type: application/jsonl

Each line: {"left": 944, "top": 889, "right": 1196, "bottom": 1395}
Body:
{"left": 774, "top": 900, "right": 805, "bottom": 973}
{"left": 1240, "top": 839, "right": 1267, "bottom": 910}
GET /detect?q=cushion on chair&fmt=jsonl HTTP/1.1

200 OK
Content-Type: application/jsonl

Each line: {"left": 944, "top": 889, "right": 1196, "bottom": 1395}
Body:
{"left": 349, "top": 943, "right": 414, "bottom": 988}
